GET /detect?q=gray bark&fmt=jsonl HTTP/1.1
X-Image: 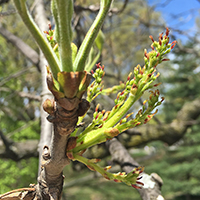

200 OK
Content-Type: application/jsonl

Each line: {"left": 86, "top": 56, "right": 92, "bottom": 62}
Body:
{"left": 107, "top": 138, "right": 164, "bottom": 200}
{"left": 34, "top": 0, "right": 53, "bottom": 174}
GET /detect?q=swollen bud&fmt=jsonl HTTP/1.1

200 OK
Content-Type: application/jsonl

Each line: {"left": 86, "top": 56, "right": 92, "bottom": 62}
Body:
{"left": 104, "top": 128, "right": 119, "bottom": 137}
{"left": 43, "top": 99, "right": 55, "bottom": 114}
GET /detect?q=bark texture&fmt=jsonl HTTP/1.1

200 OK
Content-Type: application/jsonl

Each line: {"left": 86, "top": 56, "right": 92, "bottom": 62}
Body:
{"left": 124, "top": 98, "right": 200, "bottom": 147}
{"left": 107, "top": 138, "right": 164, "bottom": 200}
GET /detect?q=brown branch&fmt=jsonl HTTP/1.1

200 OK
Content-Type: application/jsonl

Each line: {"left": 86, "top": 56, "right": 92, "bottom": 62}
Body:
{"left": 0, "top": 67, "right": 36, "bottom": 87}
{"left": 0, "top": 0, "right": 9, "bottom": 5}
{"left": 0, "top": 188, "right": 36, "bottom": 199}
{"left": 124, "top": 98, "right": 200, "bottom": 147}
{"left": 0, "top": 26, "right": 40, "bottom": 70}
{"left": 74, "top": 0, "right": 128, "bottom": 15}
{"left": 0, "top": 130, "right": 38, "bottom": 161}
{"left": 0, "top": 9, "right": 16, "bottom": 16}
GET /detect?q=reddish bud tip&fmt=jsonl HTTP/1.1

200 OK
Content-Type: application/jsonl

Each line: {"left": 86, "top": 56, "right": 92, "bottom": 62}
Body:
{"left": 136, "top": 122, "right": 141, "bottom": 126}
{"left": 171, "top": 41, "right": 177, "bottom": 49}
{"left": 151, "top": 45, "right": 155, "bottom": 50}
{"left": 153, "top": 82, "right": 161, "bottom": 87}
{"left": 96, "top": 62, "right": 101, "bottom": 68}
{"left": 95, "top": 113, "right": 100, "bottom": 120}
{"left": 44, "top": 31, "right": 49, "bottom": 35}
{"left": 144, "top": 50, "right": 150, "bottom": 59}
{"left": 99, "top": 124, "right": 103, "bottom": 128}
{"left": 166, "top": 27, "right": 170, "bottom": 36}
{"left": 162, "top": 58, "right": 170, "bottom": 62}
{"left": 91, "top": 70, "right": 94, "bottom": 74}
{"left": 159, "top": 32, "right": 163, "bottom": 40}
{"left": 131, "top": 184, "right": 142, "bottom": 189}
{"left": 127, "top": 73, "right": 132, "bottom": 81}
{"left": 104, "top": 166, "right": 112, "bottom": 171}
{"left": 48, "top": 23, "right": 52, "bottom": 31}
{"left": 159, "top": 38, "right": 162, "bottom": 46}
{"left": 144, "top": 49, "right": 148, "bottom": 58}
{"left": 156, "top": 53, "right": 160, "bottom": 57}
{"left": 95, "top": 104, "right": 100, "bottom": 112}
{"left": 149, "top": 35, "right": 154, "bottom": 42}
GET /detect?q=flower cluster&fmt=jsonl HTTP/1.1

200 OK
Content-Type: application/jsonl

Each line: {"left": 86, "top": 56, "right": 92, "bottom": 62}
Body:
{"left": 87, "top": 63, "right": 105, "bottom": 102}
{"left": 44, "top": 24, "right": 57, "bottom": 48}
{"left": 71, "top": 153, "right": 144, "bottom": 189}
{"left": 66, "top": 28, "right": 177, "bottom": 189}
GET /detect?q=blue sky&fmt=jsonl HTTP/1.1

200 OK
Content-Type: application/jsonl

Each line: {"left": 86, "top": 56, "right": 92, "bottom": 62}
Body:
{"left": 148, "top": 0, "right": 200, "bottom": 42}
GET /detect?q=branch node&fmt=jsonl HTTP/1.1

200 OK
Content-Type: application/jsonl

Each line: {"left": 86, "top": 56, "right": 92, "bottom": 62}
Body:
{"left": 42, "top": 145, "right": 51, "bottom": 161}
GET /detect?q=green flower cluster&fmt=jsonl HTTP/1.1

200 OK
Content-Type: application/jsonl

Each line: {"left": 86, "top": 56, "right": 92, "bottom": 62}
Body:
{"left": 65, "top": 28, "right": 177, "bottom": 188}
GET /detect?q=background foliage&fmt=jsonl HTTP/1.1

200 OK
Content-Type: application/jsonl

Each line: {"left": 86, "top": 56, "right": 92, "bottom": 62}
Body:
{"left": 0, "top": 0, "right": 200, "bottom": 199}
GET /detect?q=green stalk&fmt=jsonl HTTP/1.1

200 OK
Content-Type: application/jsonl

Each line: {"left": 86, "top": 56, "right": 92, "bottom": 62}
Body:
{"left": 73, "top": 93, "right": 142, "bottom": 153}
{"left": 104, "top": 93, "right": 141, "bottom": 128}
{"left": 74, "top": 0, "right": 112, "bottom": 72}
{"left": 53, "top": 0, "right": 73, "bottom": 72}
{"left": 73, "top": 127, "right": 106, "bottom": 153}
{"left": 73, "top": 154, "right": 116, "bottom": 181}
{"left": 73, "top": 154, "right": 141, "bottom": 186}
{"left": 73, "top": 154, "right": 106, "bottom": 175}
{"left": 14, "top": 0, "right": 60, "bottom": 79}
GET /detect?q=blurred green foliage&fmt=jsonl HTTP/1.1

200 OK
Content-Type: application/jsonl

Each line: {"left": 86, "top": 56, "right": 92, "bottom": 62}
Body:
{"left": 0, "top": 0, "right": 200, "bottom": 199}
{"left": 0, "top": 158, "right": 38, "bottom": 194}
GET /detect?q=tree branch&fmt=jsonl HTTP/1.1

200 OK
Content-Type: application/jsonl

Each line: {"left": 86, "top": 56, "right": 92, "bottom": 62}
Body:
{"left": 107, "top": 138, "right": 164, "bottom": 200}
{"left": 124, "top": 98, "right": 200, "bottom": 147}
{"left": 0, "top": 87, "right": 41, "bottom": 101}
{"left": 34, "top": 0, "right": 53, "bottom": 174}
{"left": 0, "top": 130, "right": 38, "bottom": 161}
{"left": 0, "top": 26, "right": 40, "bottom": 70}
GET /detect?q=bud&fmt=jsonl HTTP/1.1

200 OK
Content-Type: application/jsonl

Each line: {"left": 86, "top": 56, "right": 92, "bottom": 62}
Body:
{"left": 171, "top": 41, "right": 177, "bottom": 49}
{"left": 43, "top": 99, "right": 55, "bottom": 114}
{"left": 87, "top": 165, "right": 96, "bottom": 171}
{"left": 104, "top": 166, "right": 112, "bottom": 171}
{"left": 66, "top": 137, "right": 78, "bottom": 151}
{"left": 166, "top": 27, "right": 170, "bottom": 36}
{"left": 149, "top": 35, "right": 154, "bottom": 42}
{"left": 104, "top": 128, "right": 119, "bottom": 137}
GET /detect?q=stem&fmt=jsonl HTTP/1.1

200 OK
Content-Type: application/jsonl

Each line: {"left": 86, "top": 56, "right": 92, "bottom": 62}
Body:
{"left": 73, "top": 154, "right": 106, "bottom": 175}
{"left": 74, "top": 0, "right": 112, "bottom": 72}
{"left": 72, "top": 154, "right": 115, "bottom": 180}
{"left": 73, "top": 127, "right": 106, "bottom": 153}
{"left": 104, "top": 93, "right": 141, "bottom": 128}
{"left": 53, "top": 0, "right": 73, "bottom": 72}
{"left": 14, "top": 0, "right": 60, "bottom": 79}
{"left": 73, "top": 93, "right": 142, "bottom": 153}
{"left": 73, "top": 154, "right": 141, "bottom": 186}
